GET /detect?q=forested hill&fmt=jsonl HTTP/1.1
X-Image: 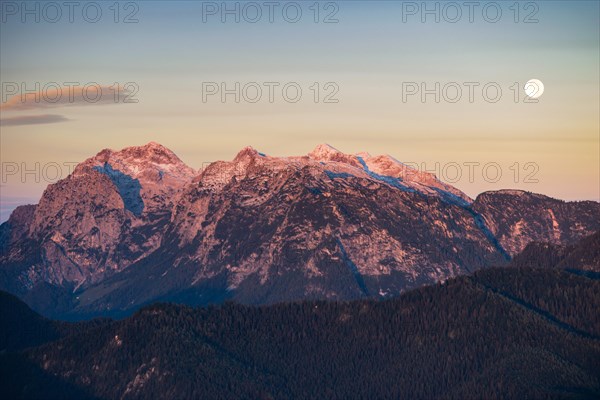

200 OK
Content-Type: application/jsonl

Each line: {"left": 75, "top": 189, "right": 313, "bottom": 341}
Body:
{"left": 509, "top": 230, "right": 600, "bottom": 272}
{"left": 2, "top": 259, "right": 599, "bottom": 400}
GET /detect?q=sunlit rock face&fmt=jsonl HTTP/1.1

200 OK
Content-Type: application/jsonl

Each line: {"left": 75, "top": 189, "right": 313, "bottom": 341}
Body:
{"left": 1, "top": 142, "right": 195, "bottom": 293}
{"left": 169, "top": 145, "right": 496, "bottom": 305}
{"left": 1, "top": 143, "right": 598, "bottom": 318}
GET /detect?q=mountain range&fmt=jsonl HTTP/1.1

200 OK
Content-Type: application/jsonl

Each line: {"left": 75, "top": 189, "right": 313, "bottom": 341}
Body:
{"left": 1, "top": 142, "right": 599, "bottom": 319}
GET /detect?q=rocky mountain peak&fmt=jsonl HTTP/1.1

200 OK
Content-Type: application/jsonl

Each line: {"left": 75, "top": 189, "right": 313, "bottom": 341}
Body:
{"left": 11, "top": 142, "right": 199, "bottom": 289}
{"left": 78, "top": 142, "right": 195, "bottom": 181}
{"left": 308, "top": 143, "right": 341, "bottom": 160}
{"left": 193, "top": 144, "right": 474, "bottom": 203}
{"left": 58, "top": 143, "right": 196, "bottom": 217}
{"left": 233, "top": 146, "right": 262, "bottom": 162}
{"left": 94, "top": 141, "right": 173, "bottom": 161}
{"left": 306, "top": 143, "right": 364, "bottom": 169}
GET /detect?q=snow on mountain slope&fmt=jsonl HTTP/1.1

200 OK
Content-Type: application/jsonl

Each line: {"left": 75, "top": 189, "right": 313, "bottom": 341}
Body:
{"left": 75, "top": 141, "right": 196, "bottom": 212}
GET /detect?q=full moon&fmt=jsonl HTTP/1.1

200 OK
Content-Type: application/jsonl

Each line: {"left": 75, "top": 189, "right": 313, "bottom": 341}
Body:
{"left": 524, "top": 79, "right": 544, "bottom": 99}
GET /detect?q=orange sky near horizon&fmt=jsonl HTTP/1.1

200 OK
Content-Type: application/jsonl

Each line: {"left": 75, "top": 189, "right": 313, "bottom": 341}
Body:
{"left": 1, "top": 1, "right": 599, "bottom": 221}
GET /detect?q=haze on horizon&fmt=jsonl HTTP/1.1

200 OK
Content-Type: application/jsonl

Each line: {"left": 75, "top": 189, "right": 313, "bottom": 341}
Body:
{"left": 1, "top": 0, "right": 599, "bottom": 222}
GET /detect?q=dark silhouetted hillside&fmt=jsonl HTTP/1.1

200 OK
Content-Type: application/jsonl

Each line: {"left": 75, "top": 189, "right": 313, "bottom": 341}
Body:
{"left": 1, "top": 261, "right": 599, "bottom": 399}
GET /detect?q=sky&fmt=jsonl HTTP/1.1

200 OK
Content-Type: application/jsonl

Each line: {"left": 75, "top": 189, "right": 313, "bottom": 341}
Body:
{"left": 1, "top": 0, "right": 599, "bottom": 221}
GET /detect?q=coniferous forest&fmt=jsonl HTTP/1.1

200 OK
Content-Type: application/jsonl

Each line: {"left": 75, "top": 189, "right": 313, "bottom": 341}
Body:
{"left": 1, "top": 233, "right": 599, "bottom": 400}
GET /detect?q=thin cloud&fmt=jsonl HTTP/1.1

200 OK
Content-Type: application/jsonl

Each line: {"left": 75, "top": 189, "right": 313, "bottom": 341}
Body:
{"left": 0, "top": 85, "right": 135, "bottom": 111}
{"left": 0, "top": 114, "right": 70, "bottom": 127}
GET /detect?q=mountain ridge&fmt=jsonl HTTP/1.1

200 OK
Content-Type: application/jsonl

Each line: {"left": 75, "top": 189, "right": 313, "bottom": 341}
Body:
{"left": 1, "top": 142, "right": 599, "bottom": 319}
